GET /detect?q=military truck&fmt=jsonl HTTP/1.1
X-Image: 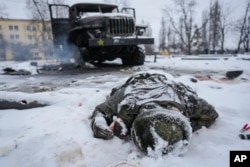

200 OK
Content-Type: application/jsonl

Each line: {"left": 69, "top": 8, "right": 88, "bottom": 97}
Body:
{"left": 48, "top": 2, "right": 154, "bottom": 65}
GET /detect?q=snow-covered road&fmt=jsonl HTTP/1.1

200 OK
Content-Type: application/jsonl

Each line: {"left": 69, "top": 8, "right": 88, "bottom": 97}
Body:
{"left": 0, "top": 55, "right": 250, "bottom": 167}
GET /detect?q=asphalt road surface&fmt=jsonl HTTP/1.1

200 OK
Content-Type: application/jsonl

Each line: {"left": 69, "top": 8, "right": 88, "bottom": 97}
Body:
{"left": 0, "top": 61, "right": 227, "bottom": 93}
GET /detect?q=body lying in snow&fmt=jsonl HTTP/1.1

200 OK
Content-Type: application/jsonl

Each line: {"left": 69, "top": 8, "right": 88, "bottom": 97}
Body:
{"left": 90, "top": 72, "right": 219, "bottom": 155}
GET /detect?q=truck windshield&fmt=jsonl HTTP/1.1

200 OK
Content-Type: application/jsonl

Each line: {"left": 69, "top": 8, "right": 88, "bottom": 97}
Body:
{"left": 50, "top": 5, "right": 69, "bottom": 19}
{"left": 78, "top": 7, "right": 118, "bottom": 18}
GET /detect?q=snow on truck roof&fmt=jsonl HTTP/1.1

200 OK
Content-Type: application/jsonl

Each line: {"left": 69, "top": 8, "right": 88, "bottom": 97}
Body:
{"left": 70, "top": 2, "right": 118, "bottom": 13}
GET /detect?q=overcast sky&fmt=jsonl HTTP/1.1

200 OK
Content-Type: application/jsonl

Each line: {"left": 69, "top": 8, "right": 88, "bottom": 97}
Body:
{"left": 1, "top": 0, "right": 248, "bottom": 48}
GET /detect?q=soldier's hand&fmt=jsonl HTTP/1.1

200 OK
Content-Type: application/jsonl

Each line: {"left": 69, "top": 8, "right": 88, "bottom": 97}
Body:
{"left": 93, "top": 124, "right": 114, "bottom": 139}
{"left": 91, "top": 116, "right": 114, "bottom": 140}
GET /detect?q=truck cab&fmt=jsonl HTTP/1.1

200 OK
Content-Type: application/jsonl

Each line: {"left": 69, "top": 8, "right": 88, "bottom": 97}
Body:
{"left": 49, "top": 2, "right": 154, "bottom": 65}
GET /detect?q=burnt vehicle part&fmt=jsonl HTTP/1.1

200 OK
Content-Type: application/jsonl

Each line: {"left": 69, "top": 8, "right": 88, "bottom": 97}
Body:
{"left": 48, "top": 3, "right": 154, "bottom": 65}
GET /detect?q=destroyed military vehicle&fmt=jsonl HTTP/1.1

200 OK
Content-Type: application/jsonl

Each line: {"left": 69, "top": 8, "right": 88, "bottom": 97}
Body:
{"left": 48, "top": 2, "right": 154, "bottom": 65}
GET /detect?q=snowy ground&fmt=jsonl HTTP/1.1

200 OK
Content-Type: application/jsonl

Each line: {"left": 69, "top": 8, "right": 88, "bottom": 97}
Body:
{"left": 0, "top": 54, "right": 250, "bottom": 167}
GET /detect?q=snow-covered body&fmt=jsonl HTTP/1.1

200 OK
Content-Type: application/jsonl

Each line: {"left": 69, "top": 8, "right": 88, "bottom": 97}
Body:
{"left": 0, "top": 55, "right": 250, "bottom": 167}
{"left": 91, "top": 72, "right": 218, "bottom": 155}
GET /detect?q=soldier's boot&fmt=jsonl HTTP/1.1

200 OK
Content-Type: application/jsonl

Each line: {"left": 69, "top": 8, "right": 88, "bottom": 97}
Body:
{"left": 190, "top": 98, "right": 219, "bottom": 132}
{"left": 131, "top": 107, "right": 192, "bottom": 155}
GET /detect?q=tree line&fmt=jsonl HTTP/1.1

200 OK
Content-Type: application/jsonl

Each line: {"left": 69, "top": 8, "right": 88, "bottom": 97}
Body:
{"left": 1, "top": 0, "right": 249, "bottom": 59}
{"left": 0, "top": 1, "right": 63, "bottom": 60}
{"left": 158, "top": 0, "right": 250, "bottom": 55}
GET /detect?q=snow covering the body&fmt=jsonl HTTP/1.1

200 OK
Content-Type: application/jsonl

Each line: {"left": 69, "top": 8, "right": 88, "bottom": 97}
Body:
{"left": 140, "top": 105, "right": 192, "bottom": 141}
{"left": 148, "top": 126, "right": 189, "bottom": 158}
{"left": 0, "top": 54, "right": 250, "bottom": 167}
{"left": 148, "top": 126, "right": 170, "bottom": 157}
{"left": 93, "top": 112, "right": 111, "bottom": 130}
{"left": 119, "top": 72, "right": 196, "bottom": 116}
{"left": 120, "top": 73, "right": 181, "bottom": 108}
{"left": 111, "top": 116, "right": 128, "bottom": 135}
{"left": 134, "top": 105, "right": 192, "bottom": 158}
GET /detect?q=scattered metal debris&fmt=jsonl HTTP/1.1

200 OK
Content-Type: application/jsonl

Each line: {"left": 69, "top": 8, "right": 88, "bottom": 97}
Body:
{"left": 0, "top": 99, "right": 48, "bottom": 110}
{"left": 3, "top": 68, "right": 31, "bottom": 75}
{"left": 226, "top": 70, "right": 243, "bottom": 79}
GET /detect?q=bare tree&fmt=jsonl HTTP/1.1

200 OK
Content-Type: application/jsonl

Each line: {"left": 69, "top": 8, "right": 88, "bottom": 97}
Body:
{"left": 218, "top": 3, "right": 233, "bottom": 54}
{"left": 143, "top": 22, "right": 154, "bottom": 54}
{"left": 209, "top": 0, "right": 221, "bottom": 52}
{"left": 237, "top": 2, "right": 250, "bottom": 53}
{"left": 159, "top": 17, "right": 167, "bottom": 51}
{"left": 192, "top": 25, "right": 202, "bottom": 54}
{"left": 0, "top": 4, "right": 8, "bottom": 18}
{"left": 201, "top": 1, "right": 234, "bottom": 54}
{"left": 26, "top": 0, "right": 49, "bottom": 21}
{"left": 164, "top": 0, "right": 198, "bottom": 55}
{"left": 26, "top": 0, "right": 51, "bottom": 41}
{"left": 166, "top": 26, "right": 179, "bottom": 54}
{"left": 25, "top": 0, "right": 64, "bottom": 57}
{"left": 25, "top": 0, "right": 50, "bottom": 57}
{"left": 0, "top": 4, "right": 7, "bottom": 60}
{"left": 166, "top": 26, "right": 172, "bottom": 51}
{"left": 201, "top": 10, "right": 209, "bottom": 53}
{"left": 246, "top": 16, "right": 250, "bottom": 52}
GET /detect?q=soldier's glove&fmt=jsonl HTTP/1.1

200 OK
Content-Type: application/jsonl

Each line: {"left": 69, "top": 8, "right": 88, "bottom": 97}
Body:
{"left": 91, "top": 115, "right": 114, "bottom": 140}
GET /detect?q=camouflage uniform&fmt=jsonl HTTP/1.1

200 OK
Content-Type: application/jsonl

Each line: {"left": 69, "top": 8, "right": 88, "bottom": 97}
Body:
{"left": 91, "top": 73, "right": 218, "bottom": 155}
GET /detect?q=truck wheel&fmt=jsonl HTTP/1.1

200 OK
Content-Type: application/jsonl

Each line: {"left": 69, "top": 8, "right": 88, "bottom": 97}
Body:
{"left": 73, "top": 47, "right": 84, "bottom": 65}
{"left": 122, "top": 46, "right": 145, "bottom": 66}
{"left": 79, "top": 47, "right": 91, "bottom": 62}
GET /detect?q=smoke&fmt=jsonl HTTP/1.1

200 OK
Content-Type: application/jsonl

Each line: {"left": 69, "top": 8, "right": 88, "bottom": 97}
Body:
{"left": 52, "top": 36, "right": 82, "bottom": 65}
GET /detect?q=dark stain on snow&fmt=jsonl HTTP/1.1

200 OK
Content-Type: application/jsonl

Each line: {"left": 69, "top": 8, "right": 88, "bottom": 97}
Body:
{"left": 0, "top": 100, "right": 48, "bottom": 110}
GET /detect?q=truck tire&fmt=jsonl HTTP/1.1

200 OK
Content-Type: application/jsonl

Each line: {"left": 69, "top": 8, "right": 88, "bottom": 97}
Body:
{"left": 73, "top": 47, "right": 84, "bottom": 65}
{"left": 75, "top": 33, "right": 85, "bottom": 48}
{"left": 122, "top": 46, "right": 145, "bottom": 66}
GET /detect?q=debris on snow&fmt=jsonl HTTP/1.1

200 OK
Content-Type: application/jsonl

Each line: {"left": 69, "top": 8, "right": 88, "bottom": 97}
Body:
{"left": 0, "top": 99, "right": 48, "bottom": 110}
{"left": 226, "top": 70, "right": 243, "bottom": 79}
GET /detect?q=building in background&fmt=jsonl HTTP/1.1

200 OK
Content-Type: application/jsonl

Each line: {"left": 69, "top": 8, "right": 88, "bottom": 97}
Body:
{"left": 0, "top": 18, "right": 53, "bottom": 61}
